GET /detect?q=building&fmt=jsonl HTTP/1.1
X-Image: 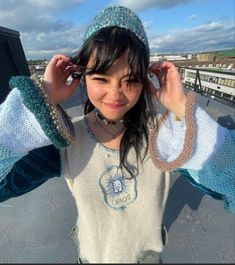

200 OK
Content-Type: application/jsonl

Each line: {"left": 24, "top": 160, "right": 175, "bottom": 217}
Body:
{"left": 150, "top": 53, "right": 188, "bottom": 64}
{"left": 180, "top": 67, "right": 235, "bottom": 103}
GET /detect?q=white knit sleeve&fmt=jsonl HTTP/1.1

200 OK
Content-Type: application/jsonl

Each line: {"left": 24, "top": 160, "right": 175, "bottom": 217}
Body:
{"left": 0, "top": 88, "right": 51, "bottom": 186}
{"left": 156, "top": 105, "right": 228, "bottom": 171}
{"left": 155, "top": 112, "right": 186, "bottom": 163}
{"left": 152, "top": 105, "right": 235, "bottom": 213}
{"left": 0, "top": 88, "right": 51, "bottom": 154}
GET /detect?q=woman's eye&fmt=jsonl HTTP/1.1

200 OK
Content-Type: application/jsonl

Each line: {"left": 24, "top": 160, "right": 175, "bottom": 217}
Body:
{"left": 93, "top": 77, "right": 107, "bottom": 82}
{"left": 125, "top": 78, "right": 140, "bottom": 84}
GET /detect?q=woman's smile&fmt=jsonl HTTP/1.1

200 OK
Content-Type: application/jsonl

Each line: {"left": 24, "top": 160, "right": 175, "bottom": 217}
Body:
{"left": 103, "top": 102, "right": 126, "bottom": 110}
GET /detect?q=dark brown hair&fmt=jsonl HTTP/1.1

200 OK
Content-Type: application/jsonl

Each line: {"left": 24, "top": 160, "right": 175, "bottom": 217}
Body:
{"left": 71, "top": 26, "right": 156, "bottom": 178}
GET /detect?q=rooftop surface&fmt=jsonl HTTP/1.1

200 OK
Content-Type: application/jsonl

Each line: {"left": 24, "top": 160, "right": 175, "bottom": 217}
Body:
{"left": 0, "top": 93, "right": 234, "bottom": 263}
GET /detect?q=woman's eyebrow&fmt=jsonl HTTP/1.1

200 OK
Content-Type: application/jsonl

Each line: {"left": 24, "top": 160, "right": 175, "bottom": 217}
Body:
{"left": 90, "top": 73, "right": 131, "bottom": 78}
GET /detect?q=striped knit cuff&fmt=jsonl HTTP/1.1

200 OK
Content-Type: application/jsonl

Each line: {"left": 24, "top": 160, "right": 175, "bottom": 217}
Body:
{"left": 9, "top": 75, "right": 75, "bottom": 149}
{"left": 149, "top": 91, "right": 196, "bottom": 171}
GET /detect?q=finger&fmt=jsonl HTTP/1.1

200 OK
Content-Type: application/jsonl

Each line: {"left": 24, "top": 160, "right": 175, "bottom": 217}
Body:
{"left": 148, "top": 64, "right": 166, "bottom": 82}
{"left": 149, "top": 61, "right": 172, "bottom": 74}
{"left": 159, "top": 68, "right": 167, "bottom": 85}
{"left": 50, "top": 54, "right": 70, "bottom": 67}
{"left": 150, "top": 62, "right": 174, "bottom": 86}
{"left": 148, "top": 68, "right": 165, "bottom": 87}
{"left": 62, "top": 66, "right": 79, "bottom": 82}
{"left": 56, "top": 58, "right": 71, "bottom": 69}
{"left": 61, "top": 67, "right": 73, "bottom": 82}
{"left": 149, "top": 61, "right": 165, "bottom": 71}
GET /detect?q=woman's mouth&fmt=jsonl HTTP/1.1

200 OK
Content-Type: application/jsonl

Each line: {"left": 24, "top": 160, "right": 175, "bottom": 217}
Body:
{"left": 104, "top": 102, "right": 126, "bottom": 110}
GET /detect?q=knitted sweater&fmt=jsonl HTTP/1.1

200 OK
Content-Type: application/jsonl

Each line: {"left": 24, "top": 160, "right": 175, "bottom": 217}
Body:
{"left": 0, "top": 76, "right": 234, "bottom": 263}
{"left": 60, "top": 117, "right": 170, "bottom": 263}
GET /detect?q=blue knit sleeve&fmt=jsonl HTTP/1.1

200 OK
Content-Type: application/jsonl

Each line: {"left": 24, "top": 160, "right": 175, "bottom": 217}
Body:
{"left": 0, "top": 145, "right": 61, "bottom": 202}
{"left": 178, "top": 128, "right": 235, "bottom": 213}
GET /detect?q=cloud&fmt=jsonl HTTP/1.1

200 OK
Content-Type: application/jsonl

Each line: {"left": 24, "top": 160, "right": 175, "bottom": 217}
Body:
{"left": 110, "top": 0, "right": 195, "bottom": 11}
{"left": 188, "top": 14, "right": 198, "bottom": 20}
{"left": 1, "top": 1, "right": 233, "bottom": 59}
{"left": 149, "top": 21, "right": 234, "bottom": 54}
{"left": 21, "top": 27, "right": 85, "bottom": 59}
{"left": 0, "top": 0, "right": 85, "bottom": 59}
{"left": 142, "top": 20, "right": 155, "bottom": 36}
{"left": 0, "top": 0, "right": 84, "bottom": 13}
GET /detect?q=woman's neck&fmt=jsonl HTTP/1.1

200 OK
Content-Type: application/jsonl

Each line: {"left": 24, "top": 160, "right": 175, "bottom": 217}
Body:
{"left": 86, "top": 111, "right": 126, "bottom": 150}
{"left": 94, "top": 108, "right": 124, "bottom": 125}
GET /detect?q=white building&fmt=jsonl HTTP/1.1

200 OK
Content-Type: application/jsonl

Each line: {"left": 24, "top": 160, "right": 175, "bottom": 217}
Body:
{"left": 181, "top": 67, "right": 235, "bottom": 102}
{"left": 150, "top": 54, "right": 188, "bottom": 63}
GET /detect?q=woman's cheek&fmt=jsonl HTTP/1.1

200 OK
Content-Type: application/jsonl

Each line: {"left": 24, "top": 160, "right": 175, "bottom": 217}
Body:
{"left": 128, "top": 86, "right": 143, "bottom": 102}
{"left": 86, "top": 83, "right": 106, "bottom": 101}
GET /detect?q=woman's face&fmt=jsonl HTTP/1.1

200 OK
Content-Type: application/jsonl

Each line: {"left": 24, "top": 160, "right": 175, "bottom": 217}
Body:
{"left": 85, "top": 53, "right": 143, "bottom": 121}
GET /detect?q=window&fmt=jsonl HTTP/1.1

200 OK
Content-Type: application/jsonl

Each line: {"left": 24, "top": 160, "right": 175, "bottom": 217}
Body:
{"left": 226, "top": 79, "right": 231, "bottom": 86}
{"left": 219, "top": 78, "right": 225, "bottom": 85}
{"left": 230, "top": 80, "right": 235, "bottom": 88}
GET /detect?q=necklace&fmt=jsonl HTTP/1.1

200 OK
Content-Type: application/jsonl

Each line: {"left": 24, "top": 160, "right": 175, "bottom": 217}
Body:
{"left": 94, "top": 109, "right": 124, "bottom": 125}
{"left": 95, "top": 116, "right": 125, "bottom": 139}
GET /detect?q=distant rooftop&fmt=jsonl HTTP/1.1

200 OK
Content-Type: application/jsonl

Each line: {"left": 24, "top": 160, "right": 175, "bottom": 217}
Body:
{"left": 199, "top": 48, "right": 235, "bottom": 57}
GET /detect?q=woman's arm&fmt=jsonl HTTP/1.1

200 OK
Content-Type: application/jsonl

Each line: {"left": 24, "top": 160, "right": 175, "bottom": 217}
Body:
{"left": 0, "top": 87, "right": 60, "bottom": 201}
{"left": 0, "top": 144, "right": 61, "bottom": 202}
{"left": 0, "top": 55, "right": 79, "bottom": 201}
{"left": 148, "top": 62, "right": 235, "bottom": 213}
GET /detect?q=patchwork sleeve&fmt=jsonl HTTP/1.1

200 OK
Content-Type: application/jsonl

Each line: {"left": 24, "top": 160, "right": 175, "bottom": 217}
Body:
{"left": 9, "top": 75, "right": 75, "bottom": 148}
{"left": 149, "top": 92, "right": 235, "bottom": 213}
{"left": 0, "top": 75, "right": 74, "bottom": 201}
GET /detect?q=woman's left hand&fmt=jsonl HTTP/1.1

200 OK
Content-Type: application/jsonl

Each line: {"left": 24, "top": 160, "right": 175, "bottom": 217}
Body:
{"left": 148, "top": 61, "right": 187, "bottom": 120}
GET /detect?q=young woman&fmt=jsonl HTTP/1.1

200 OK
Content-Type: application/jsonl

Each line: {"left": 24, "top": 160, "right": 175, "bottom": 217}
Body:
{"left": 0, "top": 6, "right": 234, "bottom": 264}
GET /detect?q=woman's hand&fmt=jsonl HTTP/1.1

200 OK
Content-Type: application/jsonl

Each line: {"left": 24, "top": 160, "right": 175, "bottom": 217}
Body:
{"left": 148, "top": 61, "right": 187, "bottom": 120}
{"left": 42, "top": 54, "right": 81, "bottom": 105}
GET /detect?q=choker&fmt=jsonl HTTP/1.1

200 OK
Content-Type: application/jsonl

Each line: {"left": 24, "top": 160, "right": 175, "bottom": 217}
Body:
{"left": 94, "top": 109, "right": 124, "bottom": 125}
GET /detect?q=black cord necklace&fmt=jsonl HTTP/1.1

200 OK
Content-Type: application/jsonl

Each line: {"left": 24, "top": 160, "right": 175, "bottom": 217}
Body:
{"left": 94, "top": 109, "right": 124, "bottom": 125}
{"left": 95, "top": 119, "right": 125, "bottom": 139}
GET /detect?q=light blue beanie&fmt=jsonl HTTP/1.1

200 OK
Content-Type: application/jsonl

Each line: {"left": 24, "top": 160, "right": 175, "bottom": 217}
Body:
{"left": 83, "top": 6, "right": 149, "bottom": 55}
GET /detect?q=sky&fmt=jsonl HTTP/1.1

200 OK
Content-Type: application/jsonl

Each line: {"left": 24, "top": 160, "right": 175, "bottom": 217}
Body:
{"left": 0, "top": 0, "right": 234, "bottom": 60}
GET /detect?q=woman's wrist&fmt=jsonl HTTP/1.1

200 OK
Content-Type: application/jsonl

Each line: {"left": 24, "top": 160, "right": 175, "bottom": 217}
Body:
{"left": 149, "top": 91, "right": 197, "bottom": 171}
{"left": 172, "top": 96, "right": 187, "bottom": 121}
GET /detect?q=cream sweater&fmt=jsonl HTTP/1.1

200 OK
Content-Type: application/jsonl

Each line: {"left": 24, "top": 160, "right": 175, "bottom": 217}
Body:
{"left": 61, "top": 117, "right": 170, "bottom": 263}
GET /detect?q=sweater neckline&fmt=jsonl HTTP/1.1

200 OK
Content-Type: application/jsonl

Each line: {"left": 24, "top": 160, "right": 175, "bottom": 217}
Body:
{"left": 83, "top": 116, "right": 120, "bottom": 154}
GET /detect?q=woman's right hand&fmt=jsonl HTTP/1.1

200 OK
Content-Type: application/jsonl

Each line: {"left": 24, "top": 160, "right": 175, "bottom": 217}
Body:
{"left": 42, "top": 54, "right": 81, "bottom": 105}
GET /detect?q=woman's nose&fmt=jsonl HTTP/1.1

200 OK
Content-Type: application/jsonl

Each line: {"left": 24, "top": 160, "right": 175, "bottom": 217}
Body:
{"left": 109, "top": 81, "right": 123, "bottom": 97}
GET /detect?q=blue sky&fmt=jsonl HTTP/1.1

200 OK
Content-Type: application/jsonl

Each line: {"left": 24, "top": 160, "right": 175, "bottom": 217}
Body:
{"left": 0, "top": 0, "right": 234, "bottom": 59}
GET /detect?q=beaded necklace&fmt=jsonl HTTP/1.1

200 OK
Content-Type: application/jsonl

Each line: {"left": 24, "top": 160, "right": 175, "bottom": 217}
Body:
{"left": 94, "top": 110, "right": 125, "bottom": 139}
{"left": 94, "top": 108, "right": 124, "bottom": 125}
{"left": 95, "top": 119, "right": 125, "bottom": 139}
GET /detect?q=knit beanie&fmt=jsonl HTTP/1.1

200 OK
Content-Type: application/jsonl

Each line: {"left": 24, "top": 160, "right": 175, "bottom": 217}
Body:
{"left": 82, "top": 6, "right": 149, "bottom": 56}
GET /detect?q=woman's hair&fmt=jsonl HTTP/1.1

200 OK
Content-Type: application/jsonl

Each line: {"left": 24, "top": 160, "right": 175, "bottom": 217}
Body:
{"left": 71, "top": 26, "right": 156, "bottom": 178}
